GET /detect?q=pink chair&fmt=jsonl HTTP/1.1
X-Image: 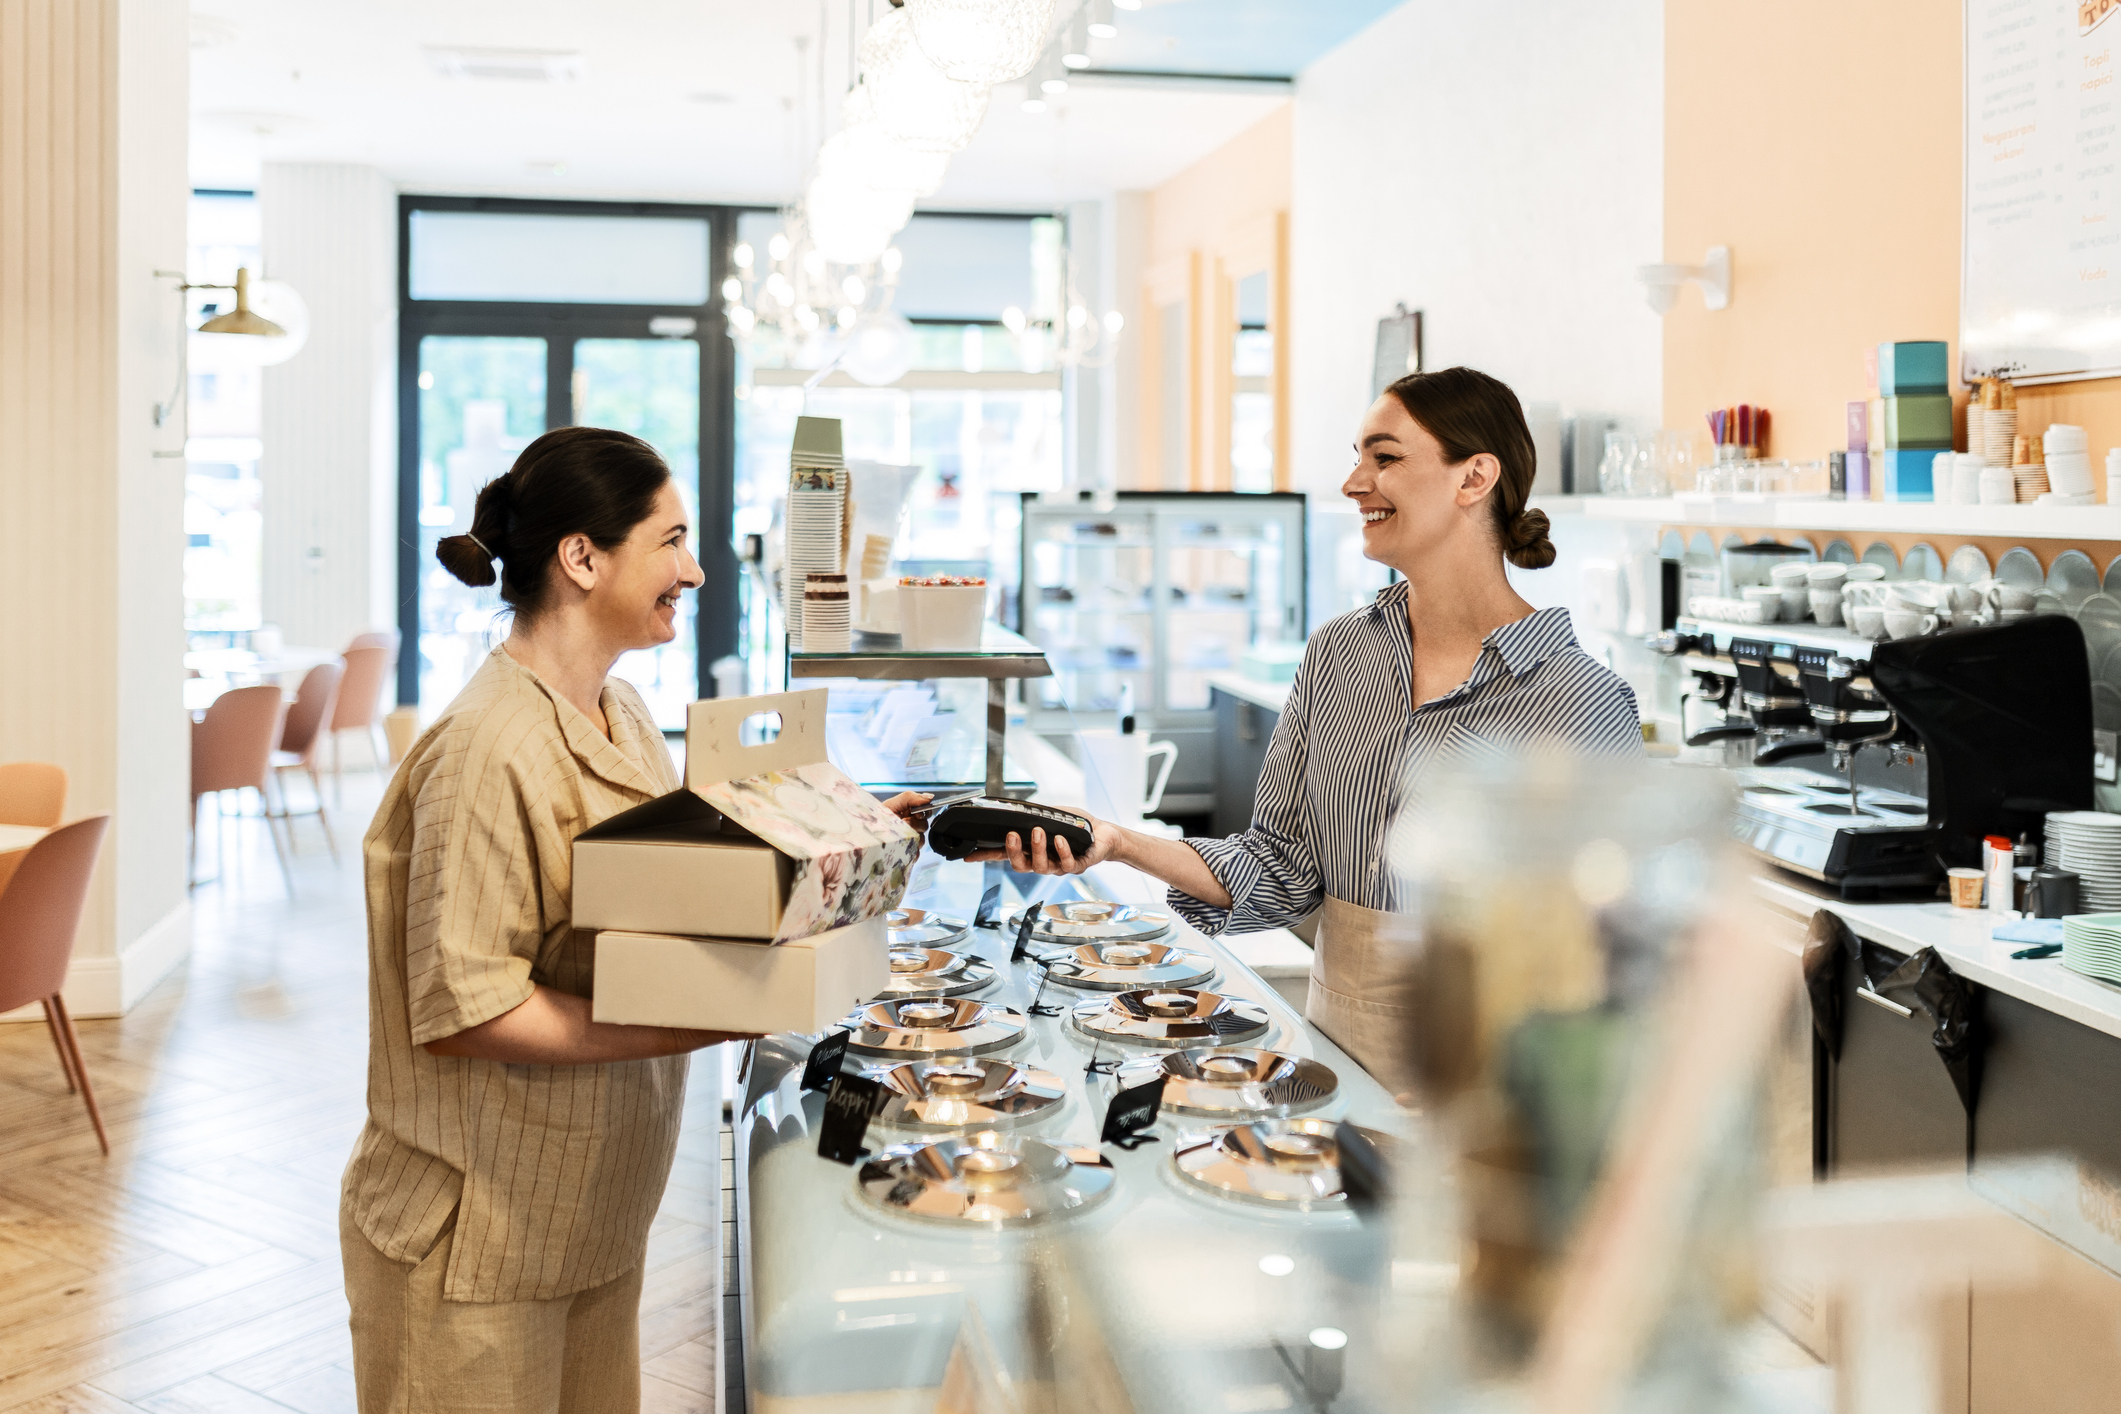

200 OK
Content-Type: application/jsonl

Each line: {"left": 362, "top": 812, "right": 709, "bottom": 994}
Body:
{"left": 0, "top": 814, "right": 114, "bottom": 1154}
{"left": 330, "top": 632, "right": 398, "bottom": 800}
{"left": 271, "top": 661, "right": 343, "bottom": 861}
{"left": 0, "top": 762, "right": 66, "bottom": 828}
{"left": 191, "top": 684, "right": 292, "bottom": 892}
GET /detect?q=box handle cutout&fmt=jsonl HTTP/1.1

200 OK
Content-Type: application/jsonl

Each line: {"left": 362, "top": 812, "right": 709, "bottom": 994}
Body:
{"left": 740, "top": 711, "right": 783, "bottom": 745}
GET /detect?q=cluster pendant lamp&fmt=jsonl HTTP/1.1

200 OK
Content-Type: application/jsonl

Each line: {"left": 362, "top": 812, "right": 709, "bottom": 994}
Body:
{"left": 731, "top": 0, "right": 1056, "bottom": 386}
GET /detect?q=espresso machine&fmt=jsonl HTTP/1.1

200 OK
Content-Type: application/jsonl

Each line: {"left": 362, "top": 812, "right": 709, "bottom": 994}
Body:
{"left": 1658, "top": 615, "right": 2094, "bottom": 898}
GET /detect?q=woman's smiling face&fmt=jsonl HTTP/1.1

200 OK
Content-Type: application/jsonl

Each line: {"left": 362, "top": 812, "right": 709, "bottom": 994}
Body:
{"left": 590, "top": 479, "right": 703, "bottom": 651}
{"left": 1340, "top": 395, "right": 1499, "bottom": 572}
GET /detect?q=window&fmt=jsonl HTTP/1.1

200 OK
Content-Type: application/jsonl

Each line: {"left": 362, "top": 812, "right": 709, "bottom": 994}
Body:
{"left": 184, "top": 190, "right": 264, "bottom": 637}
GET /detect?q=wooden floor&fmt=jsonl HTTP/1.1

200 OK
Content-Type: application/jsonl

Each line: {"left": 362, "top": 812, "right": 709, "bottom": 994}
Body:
{"left": 0, "top": 771, "right": 722, "bottom": 1413}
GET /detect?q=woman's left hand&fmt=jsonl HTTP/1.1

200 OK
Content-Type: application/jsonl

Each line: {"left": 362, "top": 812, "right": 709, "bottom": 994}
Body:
{"left": 881, "top": 790, "right": 933, "bottom": 836}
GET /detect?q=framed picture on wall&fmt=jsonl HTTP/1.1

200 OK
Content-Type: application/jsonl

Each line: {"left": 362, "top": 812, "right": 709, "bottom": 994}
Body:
{"left": 1371, "top": 304, "right": 1423, "bottom": 398}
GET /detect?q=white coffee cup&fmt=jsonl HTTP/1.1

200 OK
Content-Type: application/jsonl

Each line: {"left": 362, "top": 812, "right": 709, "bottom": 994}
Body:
{"left": 1741, "top": 585, "right": 1784, "bottom": 621}
{"left": 1884, "top": 609, "right": 1939, "bottom": 639}
{"left": 1987, "top": 584, "right": 2038, "bottom": 613}
{"left": 1770, "top": 562, "right": 1812, "bottom": 586}
{"left": 1076, "top": 728, "right": 1178, "bottom": 826}
{"left": 1810, "top": 589, "right": 1844, "bottom": 625}
{"left": 1844, "top": 563, "right": 1887, "bottom": 582}
{"left": 1780, "top": 588, "right": 1810, "bottom": 622}
{"left": 1806, "top": 563, "right": 1848, "bottom": 588}
{"left": 1850, "top": 605, "right": 1888, "bottom": 639}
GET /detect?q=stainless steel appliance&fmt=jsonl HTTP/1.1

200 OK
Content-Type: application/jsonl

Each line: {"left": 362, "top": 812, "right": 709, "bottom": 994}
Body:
{"left": 1659, "top": 615, "right": 2095, "bottom": 897}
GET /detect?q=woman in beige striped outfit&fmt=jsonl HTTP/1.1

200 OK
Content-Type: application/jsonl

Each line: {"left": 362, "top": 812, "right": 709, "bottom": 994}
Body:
{"left": 339, "top": 427, "right": 924, "bottom": 1412}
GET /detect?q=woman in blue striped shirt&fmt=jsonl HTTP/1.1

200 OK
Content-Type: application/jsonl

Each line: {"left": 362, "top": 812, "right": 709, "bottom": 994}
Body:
{"left": 991, "top": 366, "right": 1641, "bottom": 1092}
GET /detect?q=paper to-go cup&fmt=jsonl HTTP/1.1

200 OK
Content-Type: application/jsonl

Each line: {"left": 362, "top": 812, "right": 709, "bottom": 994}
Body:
{"left": 898, "top": 578, "right": 988, "bottom": 650}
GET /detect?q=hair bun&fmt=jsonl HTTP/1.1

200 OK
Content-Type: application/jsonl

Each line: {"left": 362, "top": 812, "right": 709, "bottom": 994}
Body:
{"left": 1504, "top": 507, "right": 1556, "bottom": 570}
{"left": 435, "top": 533, "right": 499, "bottom": 587}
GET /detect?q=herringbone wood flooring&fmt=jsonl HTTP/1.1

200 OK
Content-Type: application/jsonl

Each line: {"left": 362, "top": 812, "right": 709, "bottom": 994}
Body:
{"left": 0, "top": 772, "right": 720, "bottom": 1413}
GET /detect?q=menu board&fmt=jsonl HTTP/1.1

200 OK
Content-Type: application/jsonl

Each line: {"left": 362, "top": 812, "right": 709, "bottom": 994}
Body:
{"left": 1963, "top": 0, "right": 2121, "bottom": 382}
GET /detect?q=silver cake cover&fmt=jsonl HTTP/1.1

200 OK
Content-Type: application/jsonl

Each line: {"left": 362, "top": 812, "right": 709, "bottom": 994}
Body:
{"left": 1113, "top": 1047, "right": 1337, "bottom": 1119}
{"left": 857, "top": 1130, "right": 1115, "bottom": 1225}
{"left": 1006, "top": 900, "right": 1173, "bottom": 946}
{"left": 886, "top": 907, "right": 971, "bottom": 949}
{"left": 1069, "top": 988, "right": 1270, "bottom": 1049}
{"left": 862, "top": 1058, "right": 1067, "bottom": 1130}
{"left": 871, "top": 948, "right": 997, "bottom": 1001}
{"left": 1173, "top": 1117, "right": 1386, "bottom": 1210}
{"left": 1040, "top": 940, "right": 1216, "bottom": 992}
{"left": 842, "top": 996, "right": 1029, "bottom": 1057}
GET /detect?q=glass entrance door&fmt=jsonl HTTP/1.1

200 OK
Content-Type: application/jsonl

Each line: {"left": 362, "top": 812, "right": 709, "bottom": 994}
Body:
{"left": 415, "top": 335, "right": 547, "bottom": 712}
{"left": 573, "top": 337, "right": 701, "bottom": 730}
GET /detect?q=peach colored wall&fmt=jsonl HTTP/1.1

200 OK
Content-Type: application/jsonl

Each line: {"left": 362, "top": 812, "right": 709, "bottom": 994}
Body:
{"left": 1137, "top": 105, "right": 1292, "bottom": 491}
{"left": 1665, "top": 0, "right": 2121, "bottom": 502}
{"left": 1148, "top": 106, "right": 1290, "bottom": 264}
{"left": 1663, "top": 1, "right": 1964, "bottom": 464}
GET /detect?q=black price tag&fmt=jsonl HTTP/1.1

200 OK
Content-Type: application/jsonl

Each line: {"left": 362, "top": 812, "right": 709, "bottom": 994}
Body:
{"left": 1100, "top": 1074, "right": 1163, "bottom": 1149}
{"left": 1011, "top": 908, "right": 1040, "bottom": 963}
{"left": 1335, "top": 1122, "right": 1389, "bottom": 1217}
{"left": 817, "top": 1072, "right": 884, "bottom": 1165}
{"left": 800, "top": 1029, "right": 851, "bottom": 1093}
{"left": 974, "top": 884, "right": 1003, "bottom": 930}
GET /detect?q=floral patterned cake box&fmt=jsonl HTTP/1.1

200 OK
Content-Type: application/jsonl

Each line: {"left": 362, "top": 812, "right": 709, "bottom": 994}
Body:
{"left": 573, "top": 688, "right": 919, "bottom": 943}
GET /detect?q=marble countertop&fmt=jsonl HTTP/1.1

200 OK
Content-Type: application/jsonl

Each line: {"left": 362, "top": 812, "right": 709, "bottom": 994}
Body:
{"left": 1753, "top": 873, "right": 2121, "bottom": 1041}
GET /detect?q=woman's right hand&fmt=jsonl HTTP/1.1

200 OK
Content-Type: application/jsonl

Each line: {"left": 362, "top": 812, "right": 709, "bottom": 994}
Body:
{"left": 967, "top": 816, "right": 1123, "bottom": 876}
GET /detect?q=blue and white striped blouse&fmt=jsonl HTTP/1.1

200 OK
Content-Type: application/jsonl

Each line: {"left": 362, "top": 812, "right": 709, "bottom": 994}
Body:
{"left": 1176, "top": 588, "right": 1642, "bottom": 935}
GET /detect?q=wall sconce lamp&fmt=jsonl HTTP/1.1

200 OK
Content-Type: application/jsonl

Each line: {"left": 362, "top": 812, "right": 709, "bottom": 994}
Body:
{"left": 1637, "top": 246, "right": 1730, "bottom": 315}
{"left": 151, "top": 266, "right": 308, "bottom": 457}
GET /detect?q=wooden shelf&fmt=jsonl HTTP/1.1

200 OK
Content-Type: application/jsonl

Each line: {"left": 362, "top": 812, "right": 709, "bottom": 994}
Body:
{"left": 1565, "top": 495, "right": 2121, "bottom": 540}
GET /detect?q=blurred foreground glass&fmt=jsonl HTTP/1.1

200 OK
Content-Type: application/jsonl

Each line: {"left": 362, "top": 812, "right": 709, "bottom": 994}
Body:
{"left": 1384, "top": 755, "right": 1794, "bottom": 1412}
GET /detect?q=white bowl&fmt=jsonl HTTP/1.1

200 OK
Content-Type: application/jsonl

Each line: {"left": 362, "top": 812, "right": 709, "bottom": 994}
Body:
{"left": 1806, "top": 563, "right": 1849, "bottom": 586}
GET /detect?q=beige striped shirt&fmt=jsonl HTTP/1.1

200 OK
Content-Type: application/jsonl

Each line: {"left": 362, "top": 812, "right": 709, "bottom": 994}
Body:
{"left": 341, "top": 646, "right": 686, "bottom": 1303}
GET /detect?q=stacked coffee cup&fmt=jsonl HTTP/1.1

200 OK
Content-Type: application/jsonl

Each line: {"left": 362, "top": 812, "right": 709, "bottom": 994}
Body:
{"left": 2043, "top": 424, "right": 2097, "bottom": 505}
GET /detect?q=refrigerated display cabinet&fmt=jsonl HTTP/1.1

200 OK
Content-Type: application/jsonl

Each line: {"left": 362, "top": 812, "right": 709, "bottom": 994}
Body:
{"left": 1017, "top": 491, "right": 1306, "bottom": 816}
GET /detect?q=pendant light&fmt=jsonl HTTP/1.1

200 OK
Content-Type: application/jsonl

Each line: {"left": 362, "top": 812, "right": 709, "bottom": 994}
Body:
{"left": 905, "top": 0, "right": 1057, "bottom": 85}
{"left": 825, "top": 86, "right": 952, "bottom": 196}
{"left": 860, "top": 7, "right": 992, "bottom": 153}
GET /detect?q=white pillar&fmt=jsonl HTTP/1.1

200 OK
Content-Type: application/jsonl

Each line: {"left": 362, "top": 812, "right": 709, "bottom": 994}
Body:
{"left": 1107, "top": 192, "right": 1148, "bottom": 492}
{"left": 1062, "top": 200, "right": 1104, "bottom": 491}
{"left": 0, "top": 0, "right": 193, "bottom": 1015}
{"left": 258, "top": 163, "right": 398, "bottom": 653}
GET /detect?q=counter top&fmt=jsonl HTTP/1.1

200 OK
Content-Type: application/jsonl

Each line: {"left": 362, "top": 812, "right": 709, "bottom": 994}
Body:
{"left": 1752, "top": 873, "right": 2121, "bottom": 1042}
{"left": 1204, "top": 670, "right": 1291, "bottom": 715}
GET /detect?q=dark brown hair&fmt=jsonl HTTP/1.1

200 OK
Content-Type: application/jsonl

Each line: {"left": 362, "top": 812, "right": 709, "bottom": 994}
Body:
{"left": 1383, "top": 366, "right": 1554, "bottom": 570}
{"left": 435, "top": 426, "right": 672, "bottom": 618}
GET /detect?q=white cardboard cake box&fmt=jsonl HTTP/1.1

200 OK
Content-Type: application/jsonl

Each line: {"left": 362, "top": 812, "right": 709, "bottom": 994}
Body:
{"left": 590, "top": 917, "right": 886, "bottom": 1035}
{"left": 571, "top": 688, "right": 919, "bottom": 943}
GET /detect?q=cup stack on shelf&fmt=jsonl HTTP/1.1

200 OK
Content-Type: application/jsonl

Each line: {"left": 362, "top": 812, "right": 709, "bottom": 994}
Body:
{"left": 2012, "top": 432, "right": 2052, "bottom": 503}
{"left": 2042, "top": 424, "right": 2097, "bottom": 505}
{"left": 1981, "top": 379, "right": 2017, "bottom": 473}
{"left": 802, "top": 573, "right": 851, "bottom": 652}
{"left": 784, "top": 419, "right": 848, "bottom": 650}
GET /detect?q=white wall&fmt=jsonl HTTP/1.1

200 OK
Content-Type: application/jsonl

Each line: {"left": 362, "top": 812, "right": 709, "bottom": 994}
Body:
{"left": 259, "top": 164, "right": 399, "bottom": 654}
{"left": 0, "top": 0, "right": 193, "bottom": 1018}
{"left": 1289, "top": 0, "right": 1665, "bottom": 496}
{"left": 1290, "top": 0, "right": 1665, "bottom": 705}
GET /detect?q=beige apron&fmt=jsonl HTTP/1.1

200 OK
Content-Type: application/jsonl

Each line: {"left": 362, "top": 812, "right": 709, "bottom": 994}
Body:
{"left": 1305, "top": 894, "right": 1425, "bottom": 1098}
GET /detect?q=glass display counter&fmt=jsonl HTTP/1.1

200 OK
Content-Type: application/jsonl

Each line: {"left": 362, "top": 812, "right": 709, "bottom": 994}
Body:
{"left": 790, "top": 624, "right": 1051, "bottom": 796}
{"left": 729, "top": 858, "right": 1412, "bottom": 1413}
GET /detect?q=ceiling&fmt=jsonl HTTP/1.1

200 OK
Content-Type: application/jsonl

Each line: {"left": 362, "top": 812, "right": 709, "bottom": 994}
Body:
{"left": 187, "top": 1, "right": 1337, "bottom": 210}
